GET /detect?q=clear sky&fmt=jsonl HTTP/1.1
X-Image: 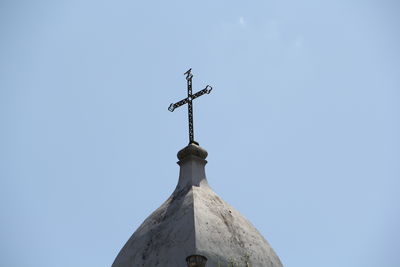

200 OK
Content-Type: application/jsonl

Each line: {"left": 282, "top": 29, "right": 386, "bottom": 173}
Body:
{"left": 1, "top": 1, "right": 399, "bottom": 267}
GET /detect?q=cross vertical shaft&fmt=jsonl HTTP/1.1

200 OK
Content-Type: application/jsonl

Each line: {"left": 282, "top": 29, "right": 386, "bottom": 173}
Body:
{"left": 186, "top": 71, "right": 194, "bottom": 143}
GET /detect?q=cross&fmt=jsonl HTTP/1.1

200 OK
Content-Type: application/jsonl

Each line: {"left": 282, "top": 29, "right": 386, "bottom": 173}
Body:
{"left": 168, "top": 68, "right": 213, "bottom": 144}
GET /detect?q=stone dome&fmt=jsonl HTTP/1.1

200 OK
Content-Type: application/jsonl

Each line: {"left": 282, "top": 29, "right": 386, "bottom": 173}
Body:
{"left": 112, "top": 143, "right": 283, "bottom": 267}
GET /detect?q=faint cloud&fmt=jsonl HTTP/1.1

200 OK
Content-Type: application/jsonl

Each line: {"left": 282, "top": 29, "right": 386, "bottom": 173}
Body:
{"left": 239, "top": 16, "right": 245, "bottom": 26}
{"left": 294, "top": 36, "right": 304, "bottom": 47}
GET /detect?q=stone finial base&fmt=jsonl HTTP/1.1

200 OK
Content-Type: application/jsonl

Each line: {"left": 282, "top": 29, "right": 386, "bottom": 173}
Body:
{"left": 177, "top": 143, "right": 208, "bottom": 161}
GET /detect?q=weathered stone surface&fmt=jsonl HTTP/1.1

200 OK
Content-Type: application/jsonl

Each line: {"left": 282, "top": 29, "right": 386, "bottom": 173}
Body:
{"left": 112, "top": 144, "right": 283, "bottom": 267}
{"left": 177, "top": 142, "right": 208, "bottom": 161}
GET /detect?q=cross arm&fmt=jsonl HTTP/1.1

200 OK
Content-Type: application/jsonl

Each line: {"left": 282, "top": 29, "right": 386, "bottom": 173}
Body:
{"left": 192, "top": 85, "right": 213, "bottom": 100}
{"left": 168, "top": 97, "right": 189, "bottom": 112}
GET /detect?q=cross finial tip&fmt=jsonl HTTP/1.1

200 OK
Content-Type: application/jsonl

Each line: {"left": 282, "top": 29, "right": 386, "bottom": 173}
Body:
{"left": 184, "top": 68, "right": 193, "bottom": 80}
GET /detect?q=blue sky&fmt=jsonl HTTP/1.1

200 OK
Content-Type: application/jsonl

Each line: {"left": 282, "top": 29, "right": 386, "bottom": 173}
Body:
{"left": 1, "top": 1, "right": 399, "bottom": 266}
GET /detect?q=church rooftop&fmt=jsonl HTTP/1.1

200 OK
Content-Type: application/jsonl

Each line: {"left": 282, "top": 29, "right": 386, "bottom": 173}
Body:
{"left": 112, "top": 70, "right": 283, "bottom": 267}
{"left": 112, "top": 143, "right": 283, "bottom": 267}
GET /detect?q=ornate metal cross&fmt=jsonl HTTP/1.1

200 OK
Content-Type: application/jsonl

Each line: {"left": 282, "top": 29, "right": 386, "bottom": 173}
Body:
{"left": 168, "top": 68, "right": 212, "bottom": 144}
